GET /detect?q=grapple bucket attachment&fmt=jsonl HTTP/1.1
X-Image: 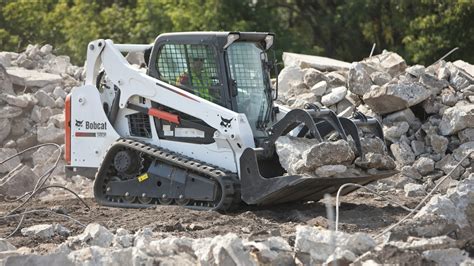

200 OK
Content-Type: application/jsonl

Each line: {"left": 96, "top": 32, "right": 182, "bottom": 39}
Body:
{"left": 245, "top": 106, "right": 396, "bottom": 205}
{"left": 240, "top": 148, "right": 397, "bottom": 205}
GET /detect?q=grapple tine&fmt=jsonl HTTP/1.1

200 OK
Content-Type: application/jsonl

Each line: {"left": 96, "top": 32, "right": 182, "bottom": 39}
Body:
{"left": 304, "top": 104, "right": 348, "bottom": 141}
{"left": 267, "top": 109, "right": 323, "bottom": 143}
{"left": 352, "top": 111, "right": 385, "bottom": 142}
{"left": 338, "top": 117, "right": 363, "bottom": 157}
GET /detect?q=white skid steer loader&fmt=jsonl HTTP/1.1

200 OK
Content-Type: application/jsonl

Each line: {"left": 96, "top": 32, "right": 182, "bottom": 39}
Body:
{"left": 64, "top": 32, "right": 397, "bottom": 211}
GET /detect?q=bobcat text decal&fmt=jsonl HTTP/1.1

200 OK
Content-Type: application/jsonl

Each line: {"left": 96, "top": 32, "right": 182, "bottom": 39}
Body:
{"left": 75, "top": 120, "right": 107, "bottom": 137}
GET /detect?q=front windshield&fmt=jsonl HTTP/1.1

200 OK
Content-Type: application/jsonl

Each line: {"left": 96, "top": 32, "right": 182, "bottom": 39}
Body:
{"left": 227, "top": 42, "right": 271, "bottom": 132}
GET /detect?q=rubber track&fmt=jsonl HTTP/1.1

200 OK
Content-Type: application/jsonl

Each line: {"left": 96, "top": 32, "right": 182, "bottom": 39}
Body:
{"left": 94, "top": 138, "right": 241, "bottom": 212}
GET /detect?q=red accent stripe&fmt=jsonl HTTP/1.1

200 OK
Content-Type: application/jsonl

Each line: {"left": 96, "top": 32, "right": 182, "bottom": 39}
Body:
{"left": 75, "top": 132, "right": 96, "bottom": 137}
{"left": 64, "top": 94, "right": 71, "bottom": 164}
{"left": 161, "top": 85, "right": 200, "bottom": 103}
{"left": 148, "top": 108, "right": 180, "bottom": 124}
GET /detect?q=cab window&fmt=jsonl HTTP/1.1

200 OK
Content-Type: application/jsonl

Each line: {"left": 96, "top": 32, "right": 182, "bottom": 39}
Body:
{"left": 156, "top": 44, "right": 222, "bottom": 103}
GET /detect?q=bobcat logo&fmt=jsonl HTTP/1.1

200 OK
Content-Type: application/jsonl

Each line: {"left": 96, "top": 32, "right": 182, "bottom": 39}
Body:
{"left": 220, "top": 117, "right": 233, "bottom": 128}
{"left": 75, "top": 120, "right": 84, "bottom": 128}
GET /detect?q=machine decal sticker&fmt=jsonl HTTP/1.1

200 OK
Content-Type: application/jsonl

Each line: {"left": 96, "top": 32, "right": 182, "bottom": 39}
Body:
{"left": 75, "top": 132, "right": 96, "bottom": 137}
{"left": 75, "top": 120, "right": 107, "bottom": 130}
{"left": 75, "top": 132, "right": 107, "bottom": 138}
{"left": 137, "top": 173, "right": 149, "bottom": 182}
{"left": 220, "top": 116, "right": 233, "bottom": 128}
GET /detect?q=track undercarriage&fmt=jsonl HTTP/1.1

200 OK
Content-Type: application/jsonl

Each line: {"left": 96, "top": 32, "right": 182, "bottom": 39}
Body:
{"left": 93, "top": 139, "right": 241, "bottom": 211}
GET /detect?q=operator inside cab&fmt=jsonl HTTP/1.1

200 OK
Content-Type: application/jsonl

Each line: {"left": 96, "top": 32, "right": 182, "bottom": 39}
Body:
{"left": 176, "top": 55, "right": 214, "bottom": 102}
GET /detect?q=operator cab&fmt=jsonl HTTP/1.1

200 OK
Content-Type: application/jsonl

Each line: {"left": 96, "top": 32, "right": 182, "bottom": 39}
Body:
{"left": 147, "top": 32, "right": 277, "bottom": 142}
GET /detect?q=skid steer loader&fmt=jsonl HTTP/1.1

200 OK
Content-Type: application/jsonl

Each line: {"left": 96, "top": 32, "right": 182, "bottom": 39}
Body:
{"left": 64, "top": 32, "right": 396, "bottom": 211}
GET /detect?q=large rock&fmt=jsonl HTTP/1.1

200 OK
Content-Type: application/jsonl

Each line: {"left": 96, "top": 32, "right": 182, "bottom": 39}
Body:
{"left": 1, "top": 93, "right": 36, "bottom": 108}
{"left": 302, "top": 140, "right": 355, "bottom": 170}
{"left": 0, "top": 118, "right": 11, "bottom": 143}
{"left": 0, "top": 238, "right": 16, "bottom": 252}
{"left": 321, "top": 86, "right": 347, "bottom": 106}
{"left": 277, "top": 66, "right": 305, "bottom": 95}
{"left": 420, "top": 73, "right": 449, "bottom": 95}
{"left": 275, "top": 136, "right": 316, "bottom": 174}
{"left": 347, "top": 62, "right": 374, "bottom": 96}
{"left": 0, "top": 148, "right": 20, "bottom": 174}
{"left": 34, "top": 90, "right": 56, "bottom": 107}
{"left": 354, "top": 152, "right": 396, "bottom": 170}
{"left": 5, "top": 67, "right": 62, "bottom": 88}
{"left": 383, "top": 108, "right": 419, "bottom": 128}
{"left": 453, "top": 60, "right": 474, "bottom": 77}
{"left": 365, "top": 51, "right": 407, "bottom": 77}
{"left": 294, "top": 226, "right": 375, "bottom": 264}
{"left": 438, "top": 104, "right": 474, "bottom": 135}
{"left": 0, "top": 64, "right": 14, "bottom": 95}
{"left": 0, "top": 105, "right": 23, "bottom": 119}
{"left": 243, "top": 237, "right": 293, "bottom": 265}
{"left": 282, "top": 52, "right": 351, "bottom": 71}
{"left": 314, "top": 165, "right": 347, "bottom": 177}
{"left": 413, "top": 157, "right": 435, "bottom": 175}
{"left": 193, "top": 233, "right": 256, "bottom": 266}
{"left": 422, "top": 248, "right": 473, "bottom": 265}
{"left": 404, "top": 183, "right": 425, "bottom": 197}
{"left": 37, "top": 123, "right": 64, "bottom": 144}
{"left": 363, "top": 82, "right": 431, "bottom": 115}
{"left": 21, "top": 224, "right": 55, "bottom": 239}
{"left": 303, "top": 68, "right": 327, "bottom": 88}
{"left": 310, "top": 80, "right": 327, "bottom": 96}
{"left": 390, "top": 141, "right": 415, "bottom": 165}
{"left": 383, "top": 121, "right": 409, "bottom": 143}
{"left": 0, "top": 164, "right": 38, "bottom": 197}
{"left": 415, "top": 175, "right": 473, "bottom": 228}
{"left": 429, "top": 134, "right": 449, "bottom": 154}
{"left": 69, "top": 223, "right": 114, "bottom": 248}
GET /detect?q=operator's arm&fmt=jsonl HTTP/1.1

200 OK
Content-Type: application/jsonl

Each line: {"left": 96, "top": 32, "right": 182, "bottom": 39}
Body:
{"left": 176, "top": 72, "right": 190, "bottom": 86}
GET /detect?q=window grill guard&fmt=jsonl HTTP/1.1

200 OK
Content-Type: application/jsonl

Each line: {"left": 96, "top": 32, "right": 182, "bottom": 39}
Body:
{"left": 156, "top": 44, "right": 221, "bottom": 103}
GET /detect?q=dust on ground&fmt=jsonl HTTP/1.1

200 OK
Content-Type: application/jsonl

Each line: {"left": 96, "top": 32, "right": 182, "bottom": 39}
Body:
{"left": 0, "top": 188, "right": 419, "bottom": 253}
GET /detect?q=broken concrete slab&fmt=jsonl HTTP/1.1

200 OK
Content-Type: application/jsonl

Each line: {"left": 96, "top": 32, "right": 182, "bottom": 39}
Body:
{"left": 6, "top": 67, "right": 62, "bottom": 88}
{"left": 438, "top": 104, "right": 474, "bottom": 135}
{"left": 0, "top": 164, "right": 38, "bottom": 197}
{"left": 347, "top": 62, "right": 374, "bottom": 96}
{"left": 0, "top": 118, "right": 11, "bottom": 144}
{"left": 314, "top": 164, "right": 347, "bottom": 177}
{"left": 277, "top": 66, "right": 305, "bottom": 95}
{"left": 0, "top": 105, "right": 23, "bottom": 119}
{"left": 0, "top": 64, "right": 14, "bottom": 95}
{"left": 0, "top": 148, "right": 20, "bottom": 174}
{"left": 21, "top": 224, "right": 55, "bottom": 239}
{"left": 363, "top": 82, "right": 431, "bottom": 115}
{"left": 282, "top": 52, "right": 351, "bottom": 71}
{"left": 303, "top": 68, "right": 327, "bottom": 88}
{"left": 390, "top": 141, "right": 415, "bottom": 165}
{"left": 302, "top": 140, "right": 355, "bottom": 170}
{"left": 365, "top": 51, "right": 407, "bottom": 77}
{"left": 37, "top": 123, "right": 64, "bottom": 144}
{"left": 321, "top": 86, "right": 347, "bottom": 106}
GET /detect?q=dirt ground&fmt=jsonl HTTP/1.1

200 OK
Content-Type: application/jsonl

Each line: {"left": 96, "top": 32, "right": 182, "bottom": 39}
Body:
{"left": 0, "top": 188, "right": 420, "bottom": 254}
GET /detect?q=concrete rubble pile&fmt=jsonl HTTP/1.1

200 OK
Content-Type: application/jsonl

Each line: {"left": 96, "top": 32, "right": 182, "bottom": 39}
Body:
{"left": 276, "top": 50, "right": 474, "bottom": 191}
{"left": 0, "top": 44, "right": 92, "bottom": 199}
